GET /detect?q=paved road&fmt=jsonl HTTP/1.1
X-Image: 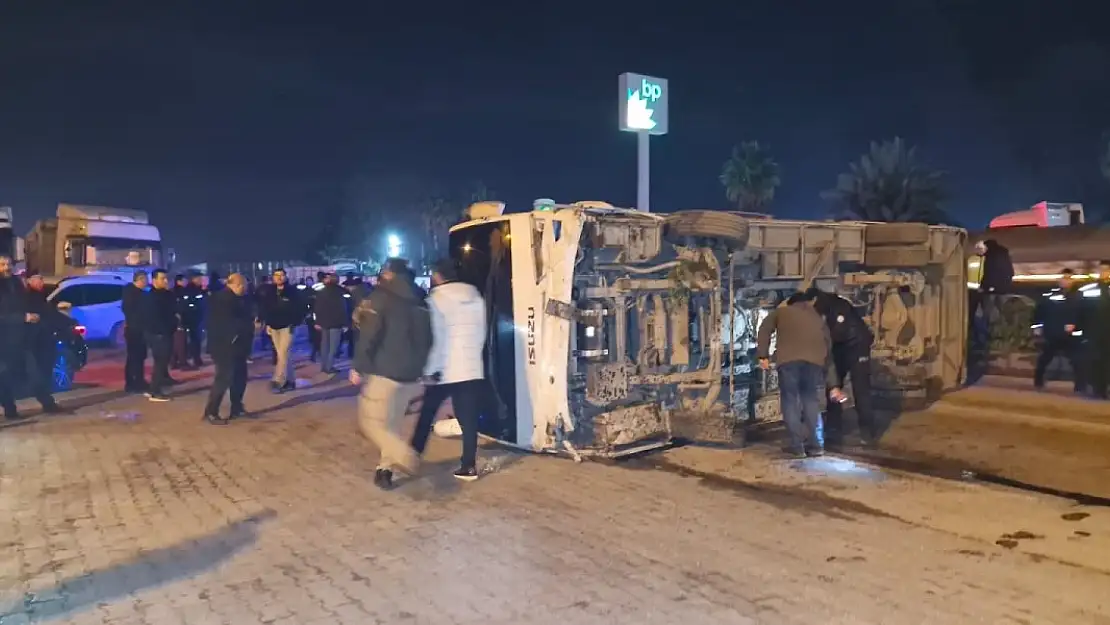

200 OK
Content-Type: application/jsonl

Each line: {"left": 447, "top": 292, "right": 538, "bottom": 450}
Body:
{"left": 1, "top": 365, "right": 1109, "bottom": 624}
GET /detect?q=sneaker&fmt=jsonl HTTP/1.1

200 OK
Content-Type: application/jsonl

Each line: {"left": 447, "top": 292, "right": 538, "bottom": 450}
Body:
{"left": 203, "top": 413, "right": 229, "bottom": 426}
{"left": 229, "top": 406, "right": 251, "bottom": 419}
{"left": 781, "top": 445, "right": 807, "bottom": 460}
{"left": 270, "top": 382, "right": 283, "bottom": 394}
{"left": 148, "top": 394, "right": 171, "bottom": 403}
{"left": 282, "top": 381, "right": 296, "bottom": 391}
{"left": 373, "top": 468, "right": 394, "bottom": 490}
{"left": 40, "top": 404, "right": 71, "bottom": 415}
{"left": 806, "top": 447, "right": 825, "bottom": 458}
{"left": 453, "top": 466, "right": 479, "bottom": 482}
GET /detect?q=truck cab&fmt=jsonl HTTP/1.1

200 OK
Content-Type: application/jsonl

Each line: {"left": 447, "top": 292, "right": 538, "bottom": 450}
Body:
{"left": 25, "top": 203, "right": 162, "bottom": 279}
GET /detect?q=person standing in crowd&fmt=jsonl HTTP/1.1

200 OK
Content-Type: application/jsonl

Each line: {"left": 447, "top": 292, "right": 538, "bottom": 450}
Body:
{"left": 1033, "top": 268, "right": 1087, "bottom": 393}
{"left": 0, "top": 255, "right": 32, "bottom": 420}
{"left": 180, "top": 272, "right": 207, "bottom": 369}
{"left": 22, "top": 274, "right": 67, "bottom": 414}
{"left": 807, "top": 287, "right": 878, "bottom": 447}
{"left": 971, "top": 239, "right": 1014, "bottom": 318}
{"left": 122, "top": 270, "right": 149, "bottom": 393}
{"left": 142, "top": 269, "right": 179, "bottom": 402}
{"left": 313, "top": 273, "right": 348, "bottom": 374}
{"left": 757, "top": 291, "right": 843, "bottom": 459}
{"left": 259, "top": 268, "right": 301, "bottom": 393}
{"left": 203, "top": 273, "right": 256, "bottom": 425}
{"left": 306, "top": 272, "right": 324, "bottom": 363}
{"left": 171, "top": 274, "right": 189, "bottom": 369}
{"left": 1091, "top": 261, "right": 1110, "bottom": 399}
{"left": 255, "top": 275, "right": 277, "bottom": 364}
{"left": 342, "top": 276, "right": 369, "bottom": 359}
{"left": 350, "top": 259, "right": 432, "bottom": 490}
{"left": 410, "top": 259, "right": 488, "bottom": 481}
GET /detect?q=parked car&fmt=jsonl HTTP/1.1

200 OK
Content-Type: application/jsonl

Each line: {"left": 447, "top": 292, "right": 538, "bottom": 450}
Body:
{"left": 51, "top": 316, "right": 89, "bottom": 391}
{"left": 47, "top": 274, "right": 127, "bottom": 346}
{"left": 14, "top": 309, "right": 88, "bottom": 396}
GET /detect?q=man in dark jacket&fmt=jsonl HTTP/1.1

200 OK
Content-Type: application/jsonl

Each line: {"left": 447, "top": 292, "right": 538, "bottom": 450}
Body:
{"left": 121, "top": 270, "right": 149, "bottom": 393}
{"left": 350, "top": 258, "right": 433, "bottom": 490}
{"left": 313, "top": 273, "right": 349, "bottom": 374}
{"left": 203, "top": 273, "right": 256, "bottom": 425}
{"left": 306, "top": 271, "right": 325, "bottom": 363}
{"left": 808, "top": 287, "right": 878, "bottom": 446}
{"left": 258, "top": 268, "right": 302, "bottom": 392}
{"left": 142, "top": 269, "right": 180, "bottom": 402}
{"left": 180, "top": 272, "right": 207, "bottom": 369}
{"left": 1033, "top": 268, "right": 1086, "bottom": 393}
{"left": 23, "top": 275, "right": 66, "bottom": 414}
{"left": 970, "top": 239, "right": 1015, "bottom": 342}
{"left": 171, "top": 274, "right": 189, "bottom": 369}
{"left": 0, "top": 256, "right": 35, "bottom": 419}
{"left": 1090, "top": 261, "right": 1110, "bottom": 399}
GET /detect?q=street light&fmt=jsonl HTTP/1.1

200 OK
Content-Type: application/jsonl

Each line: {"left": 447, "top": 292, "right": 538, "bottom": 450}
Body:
{"left": 387, "top": 233, "right": 402, "bottom": 258}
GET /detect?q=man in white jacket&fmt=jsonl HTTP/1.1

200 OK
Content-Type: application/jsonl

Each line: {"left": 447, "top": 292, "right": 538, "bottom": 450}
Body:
{"left": 410, "top": 259, "right": 488, "bottom": 481}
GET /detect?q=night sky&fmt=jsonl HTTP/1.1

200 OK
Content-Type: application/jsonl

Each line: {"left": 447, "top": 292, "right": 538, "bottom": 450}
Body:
{"left": 2, "top": 0, "right": 1109, "bottom": 262}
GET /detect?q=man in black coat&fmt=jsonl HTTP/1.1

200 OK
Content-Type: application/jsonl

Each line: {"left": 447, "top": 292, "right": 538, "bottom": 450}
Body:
{"left": 121, "top": 270, "right": 149, "bottom": 393}
{"left": 313, "top": 273, "right": 349, "bottom": 374}
{"left": 203, "top": 273, "right": 256, "bottom": 425}
{"left": 23, "top": 274, "right": 66, "bottom": 414}
{"left": 807, "top": 287, "right": 878, "bottom": 446}
{"left": 1033, "top": 268, "right": 1086, "bottom": 393}
{"left": 142, "top": 269, "right": 180, "bottom": 402}
{"left": 0, "top": 256, "right": 34, "bottom": 419}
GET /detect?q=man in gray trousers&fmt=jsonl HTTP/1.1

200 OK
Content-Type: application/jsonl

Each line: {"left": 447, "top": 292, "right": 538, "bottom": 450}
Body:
{"left": 757, "top": 290, "right": 844, "bottom": 458}
{"left": 349, "top": 259, "right": 433, "bottom": 490}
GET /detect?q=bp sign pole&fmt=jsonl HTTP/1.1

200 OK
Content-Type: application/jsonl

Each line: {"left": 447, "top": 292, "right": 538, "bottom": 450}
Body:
{"left": 618, "top": 72, "right": 668, "bottom": 212}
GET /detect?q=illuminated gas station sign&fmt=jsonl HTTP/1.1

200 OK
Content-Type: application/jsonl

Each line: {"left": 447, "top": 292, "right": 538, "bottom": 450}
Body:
{"left": 618, "top": 72, "right": 669, "bottom": 135}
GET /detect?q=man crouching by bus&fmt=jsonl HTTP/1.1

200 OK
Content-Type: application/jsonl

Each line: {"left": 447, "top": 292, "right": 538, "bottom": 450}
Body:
{"left": 349, "top": 258, "right": 433, "bottom": 490}
{"left": 410, "top": 259, "right": 488, "bottom": 482}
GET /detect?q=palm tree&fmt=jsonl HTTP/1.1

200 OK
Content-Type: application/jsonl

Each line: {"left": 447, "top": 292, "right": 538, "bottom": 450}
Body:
{"left": 720, "top": 141, "right": 781, "bottom": 213}
{"left": 822, "top": 138, "right": 951, "bottom": 224}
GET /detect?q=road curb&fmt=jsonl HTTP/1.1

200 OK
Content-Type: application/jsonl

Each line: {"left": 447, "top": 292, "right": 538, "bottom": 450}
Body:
{"left": 927, "top": 401, "right": 1110, "bottom": 436}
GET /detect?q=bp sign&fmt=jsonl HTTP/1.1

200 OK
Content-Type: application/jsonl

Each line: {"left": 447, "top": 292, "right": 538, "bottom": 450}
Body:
{"left": 618, "top": 72, "right": 668, "bottom": 135}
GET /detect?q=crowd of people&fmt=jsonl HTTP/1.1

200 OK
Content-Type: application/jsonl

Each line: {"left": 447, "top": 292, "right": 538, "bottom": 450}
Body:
{"left": 116, "top": 257, "right": 488, "bottom": 489}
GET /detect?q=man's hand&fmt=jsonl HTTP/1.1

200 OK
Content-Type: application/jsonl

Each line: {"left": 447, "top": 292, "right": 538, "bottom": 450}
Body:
{"left": 758, "top": 357, "right": 770, "bottom": 370}
{"left": 348, "top": 370, "right": 361, "bottom": 386}
{"left": 1065, "top": 324, "right": 1077, "bottom": 334}
{"left": 829, "top": 387, "right": 848, "bottom": 404}
{"left": 25, "top": 313, "right": 39, "bottom": 323}
{"left": 314, "top": 324, "right": 322, "bottom": 330}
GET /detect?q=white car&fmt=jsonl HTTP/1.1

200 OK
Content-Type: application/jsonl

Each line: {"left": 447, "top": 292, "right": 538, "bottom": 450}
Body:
{"left": 48, "top": 274, "right": 129, "bottom": 345}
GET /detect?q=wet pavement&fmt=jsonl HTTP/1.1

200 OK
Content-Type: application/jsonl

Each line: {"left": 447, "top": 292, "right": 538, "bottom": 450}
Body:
{"left": 1, "top": 363, "right": 1110, "bottom": 624}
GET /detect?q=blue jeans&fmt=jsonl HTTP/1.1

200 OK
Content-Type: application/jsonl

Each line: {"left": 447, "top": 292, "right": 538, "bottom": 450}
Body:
{"left": 778, "top": 361, "right": 824, "bottom": 451}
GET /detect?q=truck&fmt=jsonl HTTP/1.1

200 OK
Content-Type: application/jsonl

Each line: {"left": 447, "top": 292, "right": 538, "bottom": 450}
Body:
{"left": 25, "top": 204, "right": 162, "bottom": 279}
{"left": 449, "top": 200, "right": 968, "bottom": 458}
{"left": 967, "top": 201, "right": 1105, "bottom": 291}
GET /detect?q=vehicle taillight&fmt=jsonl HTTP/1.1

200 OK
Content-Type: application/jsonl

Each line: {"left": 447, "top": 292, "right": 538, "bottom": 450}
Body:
{"left": 73, "top": 325, "right": 87, "bottom": 338}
